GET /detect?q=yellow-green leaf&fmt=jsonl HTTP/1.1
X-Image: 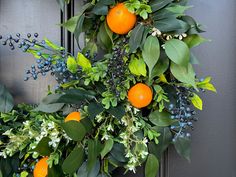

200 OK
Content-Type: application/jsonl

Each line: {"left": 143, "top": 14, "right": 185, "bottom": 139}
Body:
{"left": 128, "top": 57, "right": 147, "bottom": 76}
{"left": 67, "top": 56, "right": 78, "bottom": 73}
{"left": 190, "top": 93, "right": 203, "bottom": 110}
{"left": 77, "top": 52, "right": 92, "bottom": 70}
{"left": 44, "top": 38, "right": 64, "bottom": 50}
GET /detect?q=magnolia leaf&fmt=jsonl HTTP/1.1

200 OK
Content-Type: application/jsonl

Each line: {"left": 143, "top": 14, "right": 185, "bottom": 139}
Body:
{"left": 62, "top": 145, "right": 84, "bottom": 174}
{"left": 145, "top": 154, "right": 159, "bottom": 177}
{"left": 190, "top": 93, "right": 203, "bottom": 110}
{"left": 67, "top": 56, "right": 78, "bottom": 73}
{"left": 77, "top": 52, "right": 92, "bottom": 70}
{"left": 173, "top": 136, "right": 191, "bottom": 162}
{"left": 142, "top": 36, "right": 160, "bottom": 78}
{"left": 129, "top": 24, "right": 145, "bottom": 53}
{"left": 0, "top": 84, "right": 14, "bottom": 113}
{"left": 128, "top": 57, "right": 147, "bottom": 76}
{"left": 165, "top": 39, "right": 190, "bottom": 66}
{"left": 101, "top": 139, "right": 114, "bottom": 158}
{"left": 184, "top": 34, "right": 209, "bottom": 48}
{"left": 170, "top": 62, "right": 196, "bottom": 88}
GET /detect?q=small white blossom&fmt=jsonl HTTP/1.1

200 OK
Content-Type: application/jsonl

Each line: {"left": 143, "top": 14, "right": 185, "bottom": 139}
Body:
{"left": 127, "top": 164, "right": 136, "bottom": 173}
{"left": 139, "top": 151, "right": 148, "bottom": 159}
{"left": 101, "top": 134, "right": 109, "bottom": 141}
{"left": 107, "top": 124, "right": 114, "bottom": 132}
{"left": 0, "top": 151, "right": 7, "bottom": 158}
{"left": 95, "top": 114, "right": 104, "bottom": 123}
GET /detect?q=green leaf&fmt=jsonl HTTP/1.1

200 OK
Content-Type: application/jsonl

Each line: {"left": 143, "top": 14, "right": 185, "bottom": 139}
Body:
{"left": 149, "top": 110, "right": 177, "bottom": 126}
{"left": 62, "top": 145, "right": 84, "bottom": 174}
{"left": 97, "top": 22, "right": 113, "bottom": 50}
{"left": 67, "top": 56, "right": 78, "bottom": 73}
{"left": 183, "top": 34, "right": 209, "bottom": 48}
{"left": 61, "top": 121, "right": 86, "bottom": 141}
{"left": 77, "top": 162, "right": 88, "bottom": 177}
{"left": 164, "top": 39, "right": 190, "bottom": 66}
{"left": 166, "top": 5, "right": 192, "bottom": 15}
{"left": 56, "top": 0, "right": 66, "bottom": 11}
{"left": 107, "top": 104, "right": 125, "bottom": 120}
{"left": 20, "top": 171, "right": 28, "bottom": 177}
{"left": 110, "top": 143, "right": 128, "bottom": 162}
{"left": 190, "top": 93, "right": 203, "bottom": 110}
{"left": 101, "top": 139, "right": 114, "bottom": 158}
{"left": 129, "top": 24, "right": 145, "bottom": 53}
{"left": 142, "top": 36, "right": 160, "bottom": 79}
{"left": 0, "top": 84, "right": 14, "bottom": 113}
{"left": 170, "top": 62, "right": 196, "bottom": 88}
{"left": 61, "top": 3, "right": 92, "bottom": 33}
{"left": 150, "top": 0, "right": 173, "bottom": 12}
{"left": 77, "top": 52, "right": 92, "bottom": 70}
{"left": 34, "top": 102, "right": 64, "bottom": 113}
{"left": 74, "top": 14, "right": 85, "bottom": 48}
{"left": 173, "top": 136, "right": 191, "bottom": 162}
{"left": 180, "top": 15, "right": 205, "bottom": 34}
{"left": 150, "top": 52, "right": 169, "bottom": 80}
{"left": 48, "top": 165, "right": 63, "bottom": 177}
{"left": 190, "top": 52, "right": 200, "bottom": 65}
{"left": 197, "top": 77, "right": 216, "bottom": 92}
{"left": 145, "top": 154, "right": 159, "bottom": 177}
{"left": 88, "top": 102, "right": 104, "bottom": 120}
{"left": 87, "top": 139, "right": 103, "bottom": 173}
{"left": 128, "top": 57, "right": 147, "bottom": 76}
{"left": 154, "top": 18, "right": 183, "bottom": 32}
{"left": 44, "top": 38, "right": 64, "bottom": 51}
{"left": 92, "top": 2, "right": 108, "bottom": 15}
{"left": 33, "top": 137, "right": 52, "bottom": 156}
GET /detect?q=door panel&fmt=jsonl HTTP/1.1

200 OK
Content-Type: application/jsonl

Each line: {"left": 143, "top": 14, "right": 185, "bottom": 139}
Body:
{"left": 0, "top": 0, "right": 60, "bottom": 103}
{"left": 169, "top": 0, "right": 236, "bottom": 177}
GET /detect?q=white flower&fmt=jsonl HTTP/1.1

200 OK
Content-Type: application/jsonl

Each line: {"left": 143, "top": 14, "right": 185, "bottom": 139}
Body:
{"left": 142, "top": 138, "right": 148, "bottom": 146}
{"left": 127, "top": 164, "right": 136, "bottom": 173}
{"left": 95, "top": 114, "right": 104, "bottom": 123}
{"left": 0, "top": 151, "right": 7, "bottom": 158}
{"left": 139, "top": 151, "right": 148, "bottom": 159}
{"left": 125, "top": 151, "right": 133, "bottom": 158}
{"left": 107, "top": 124, "right": 114, "bottom": 132}
{"left": 101, "top": 134, "right": 109, "bottom": 141}
{"left": 48, "top": 122, "right": 55, "bottom": 130}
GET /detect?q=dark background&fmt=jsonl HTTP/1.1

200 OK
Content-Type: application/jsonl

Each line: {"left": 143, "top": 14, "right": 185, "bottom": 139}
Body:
{"left": 0, "top": 0, "right": 236, "bottom": 177}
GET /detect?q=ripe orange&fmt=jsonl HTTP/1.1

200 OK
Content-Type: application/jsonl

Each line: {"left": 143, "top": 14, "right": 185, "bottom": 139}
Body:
{"left": 33, "top": 157, "right": 48, "bottom": 177}
{"left": 65, "top": 111, "right": 81, "bottom": 122}
{"left": 128, "top": 83, "right": 153, "bottom": 108}
{"left": 106, "top": 3, "right": 137, "bottom": 34}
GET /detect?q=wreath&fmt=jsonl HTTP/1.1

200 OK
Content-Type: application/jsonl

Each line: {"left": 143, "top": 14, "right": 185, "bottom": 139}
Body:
{"left": 0, "top": 0, "right": 216, "bottom": 177}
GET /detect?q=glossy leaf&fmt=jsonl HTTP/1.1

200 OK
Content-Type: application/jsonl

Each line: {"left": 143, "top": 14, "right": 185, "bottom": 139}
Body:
{"left": 34, "top": 102, "right": 64, "bottom": 113}
{"left": 166, "top": 5, "right": 192, "bottom": 15}
{"left": 129, "top": 24, "right": 145, "bottom": 53}
{"left": 48, "top": 164, "right": 64, "bottom": 177}
{"left": 149, "top": 110, "right": 177, "bottom": 126}
{"left": 101, "top": 139, "right": 114, "bottom": 158}
{"left": 190, "top": 93, "right": 203, "bottom": 110}
{"left": 92, "top": 2, "right": 108, "bottom": 15}
{"left": 33, "top": 137, "right": 52, "bottom": 156}
{"left": 174, "top": 136, "right": 191, "bottom": 162}
{"left": 197, "top": 77, "right": 216, "bottom": 92}
{"left": 110, "top": 143, "right": 128, "bottom": 162}
{"left": 0, "top": 84, "right": 14, "bottom": 113}
{"left": 164, "top": 39, "right": 190, "bottom": 66}
{"left": 97, "top": 22, "right": 113, "bottom": 50}
{"left": 88, "top": 102, "right": 104, "bottom": 120}
{"left": 154, "top": 18, "right": 183, "bottom": 32}
{"left": 184, "top": 34, "right": 209, "bottom": 48}
{"left": 107, "top": 104, "right": 125, "bottom": 120}
{"left": 150, "top": 0, "right": 173, "bottom": 12}
{"left": 150, "top": 52, "right": 169, "bottom": 80}
{"left": 62, "top": 145, "right": 84, "bottom": 174}
{"left": 142, "top": 36, "right": 160, "bottom": 78}
{"left": 170, "top": 62, "right": 196, "bottom": 88}
{"left": 74, "top": 14, "right": 85, "bottom": 48}
{"left": 145, "top": 154, "right": 159, "bottom": 177}
{"left": 128, "top": 57, "right": 147, "bottom": 76}
{"left": 67, "top": 56, "right": 78, "bottom": 73}
{"left": 61, "top": 121, "right": 86, "bottom": 141}
{"left": 77, "top": 52, "right": 92, "bottom": 70}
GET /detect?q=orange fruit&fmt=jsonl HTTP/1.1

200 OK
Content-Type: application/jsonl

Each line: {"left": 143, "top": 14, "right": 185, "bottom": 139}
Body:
{"left": 106, "top": 3, "right": 137, "bottom": 34}
{"left": 128, "top": 83, "right": 153, "bottom": 108}
{"left": 65, "top": 112, "right": 81, "bottom": 122}
{"left": 33, "top": 157, "right": 48, "bottom": 177}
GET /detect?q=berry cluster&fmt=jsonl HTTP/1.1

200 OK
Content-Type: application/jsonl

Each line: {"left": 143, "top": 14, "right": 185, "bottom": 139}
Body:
{"left": 15, "top": 158, "right": 35, "bottom": 176}
{"left": 169, "top": 86, "right": 197, "bottom": 140}
{"left": 106, "top": 38, "right": 128, "bottom": 97}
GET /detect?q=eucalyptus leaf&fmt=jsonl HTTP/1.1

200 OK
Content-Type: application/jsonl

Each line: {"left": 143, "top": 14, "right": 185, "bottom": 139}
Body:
{"left": 61, "top": 121, "right": 86, "bottom": 141}
{"left": 62, "top": 145, "right": 84, "bottom": 174}
{"left": 142, "top": 35, "right": 160, "bottom": 78}
{"left": 173, "top": 136, "right": 191, "bottom": 162}
{"left": 145, "top": 154, "right": 159, "bottom": 177}
{"left": 0, "top": 84, "right": 14, "bottom": 113}
{"left": 170, "top": 62, "right": 196, "bottom": 88}
{"left": 164, "top": 39, "right": 190, "bottom": 66}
